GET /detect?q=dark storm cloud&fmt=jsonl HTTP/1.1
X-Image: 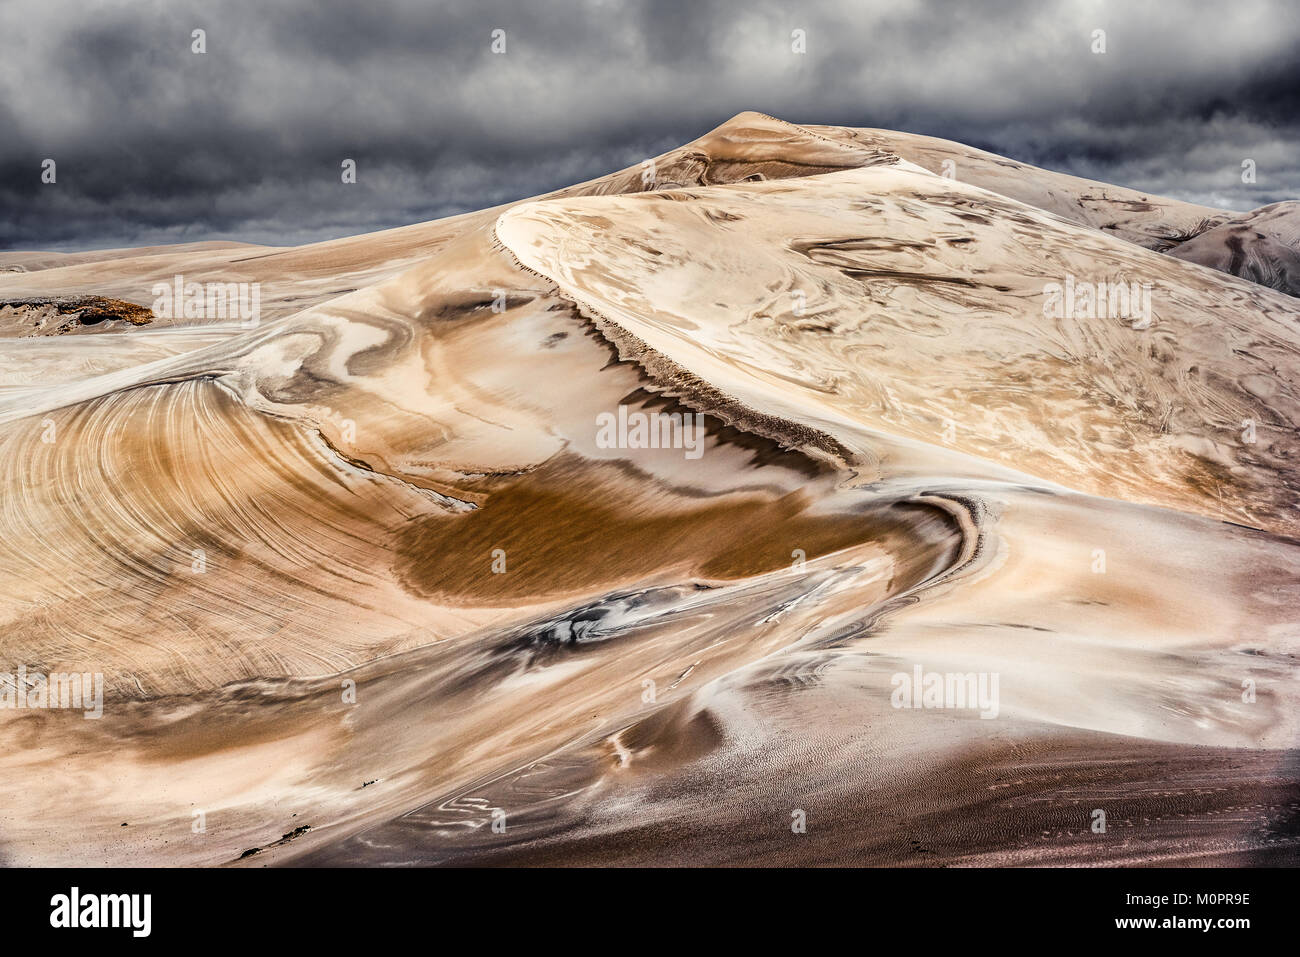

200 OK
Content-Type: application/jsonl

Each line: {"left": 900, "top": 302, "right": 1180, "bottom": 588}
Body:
{"left": 1, "top": 0, "right": 1297, "bottom": 251}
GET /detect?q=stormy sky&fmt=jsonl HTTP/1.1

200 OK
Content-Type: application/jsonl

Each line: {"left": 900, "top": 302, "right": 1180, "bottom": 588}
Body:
{"left": 1, "top": 0, "right": 1297, "bottom": 251}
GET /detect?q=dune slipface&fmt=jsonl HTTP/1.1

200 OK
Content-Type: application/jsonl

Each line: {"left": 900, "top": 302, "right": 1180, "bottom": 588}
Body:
{"left": 0, "top": 113, "right": 1297, "bottom": 867}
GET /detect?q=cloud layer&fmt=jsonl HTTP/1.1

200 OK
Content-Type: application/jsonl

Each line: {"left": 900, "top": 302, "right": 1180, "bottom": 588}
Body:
{"left": 2, "top": 0, "right": 1297, "bottom": 250}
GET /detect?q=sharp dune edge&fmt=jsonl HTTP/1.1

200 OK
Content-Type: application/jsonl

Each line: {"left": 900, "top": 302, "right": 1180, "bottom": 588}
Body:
{"left": 1, "top": 112, "right": 1297, "bottom": 866}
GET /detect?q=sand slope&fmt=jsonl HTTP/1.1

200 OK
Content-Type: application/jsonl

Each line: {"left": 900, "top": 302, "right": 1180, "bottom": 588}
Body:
{"left": 0, "top": 114, "right": 1296, "bottom": 867}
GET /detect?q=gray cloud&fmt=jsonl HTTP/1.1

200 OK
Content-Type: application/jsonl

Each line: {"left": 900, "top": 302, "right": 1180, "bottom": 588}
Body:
{"left": 2, "top": 0, "right": 1297, "bottom": 250}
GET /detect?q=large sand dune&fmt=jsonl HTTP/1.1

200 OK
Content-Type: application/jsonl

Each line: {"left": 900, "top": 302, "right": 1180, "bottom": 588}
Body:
{"left": 0, "top": 114, "right": 1296, "bottom": 866}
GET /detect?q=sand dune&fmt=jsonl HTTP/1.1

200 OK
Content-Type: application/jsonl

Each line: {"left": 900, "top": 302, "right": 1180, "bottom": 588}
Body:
{"left": 0, "top": 114, "right": 1296, "bottom": 867}
{"left": 1169, "top": 201, "right": 1300, "bottom": 297}
{"left": 804, "top": 123, "right": 1233, "bottom": 251}
{"left": 500, "top": 163, "right": 1300, "bottom": 533}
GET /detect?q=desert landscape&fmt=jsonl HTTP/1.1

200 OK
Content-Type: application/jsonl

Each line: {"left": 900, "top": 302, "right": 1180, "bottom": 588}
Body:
{"left": 1, "top": 112, "right": 1297, "bottom": 866}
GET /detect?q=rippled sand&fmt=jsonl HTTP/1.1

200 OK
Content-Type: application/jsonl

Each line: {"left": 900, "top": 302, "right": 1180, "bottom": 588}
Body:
{"left": 0, "top": 113, "right": 1296, "bottom": 866}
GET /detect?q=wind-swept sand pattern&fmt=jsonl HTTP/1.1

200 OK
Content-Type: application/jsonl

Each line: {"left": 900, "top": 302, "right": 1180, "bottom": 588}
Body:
{"left": 0, "top": 114, "right": 1297, "bottom": 867}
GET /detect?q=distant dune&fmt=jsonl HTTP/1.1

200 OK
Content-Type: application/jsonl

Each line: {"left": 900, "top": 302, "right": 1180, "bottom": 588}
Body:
{"left": 1168, "top": 201, "right": 1300, "bottom": 297}
{"left": 0, "top": 113, "right": 1296, "bottom": 867}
